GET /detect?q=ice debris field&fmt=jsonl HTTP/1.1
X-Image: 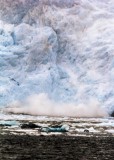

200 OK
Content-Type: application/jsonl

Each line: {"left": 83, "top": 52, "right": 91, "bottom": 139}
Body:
{"left": 0, "top": 115, "right": 114, "bottom": 136}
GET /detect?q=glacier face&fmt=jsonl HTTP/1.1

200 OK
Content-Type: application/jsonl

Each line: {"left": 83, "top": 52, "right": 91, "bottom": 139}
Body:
{"left": 0, "top": 0, "right": 114, "bottom": 113}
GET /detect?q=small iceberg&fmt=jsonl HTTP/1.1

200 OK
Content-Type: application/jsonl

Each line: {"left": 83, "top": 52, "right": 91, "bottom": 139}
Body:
{"left": 41, "top": 125, "right": 69, "bottom": 133}
{"left": 0, "top": 120, "right": 19, "bottom": 127}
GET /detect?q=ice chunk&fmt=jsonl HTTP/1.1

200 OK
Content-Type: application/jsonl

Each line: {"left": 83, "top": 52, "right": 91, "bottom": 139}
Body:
{"left": 0, "top": 120, "right": 19, "bottom": 126}
{"left": 41, "top": 125, "right": 69, "bottom": 132}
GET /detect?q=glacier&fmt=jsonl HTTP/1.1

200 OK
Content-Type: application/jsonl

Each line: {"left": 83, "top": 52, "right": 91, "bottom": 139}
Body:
{"left": 0, "top": 0, "right": 114, "bottom": 115}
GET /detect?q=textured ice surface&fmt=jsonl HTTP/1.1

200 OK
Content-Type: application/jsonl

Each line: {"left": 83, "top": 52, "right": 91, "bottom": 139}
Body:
{"left": 0, "top": 0, "right": 114, "bottom": 114}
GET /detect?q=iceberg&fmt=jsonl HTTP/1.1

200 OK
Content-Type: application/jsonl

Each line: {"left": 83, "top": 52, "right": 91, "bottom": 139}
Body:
{"left": 41, "top": 124, "right": 69, "bottom": 133}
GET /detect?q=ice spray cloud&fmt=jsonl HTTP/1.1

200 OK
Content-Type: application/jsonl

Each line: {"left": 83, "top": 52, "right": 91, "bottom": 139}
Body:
{"left": 6, "top": 93, "right": 108, "bottom": 118}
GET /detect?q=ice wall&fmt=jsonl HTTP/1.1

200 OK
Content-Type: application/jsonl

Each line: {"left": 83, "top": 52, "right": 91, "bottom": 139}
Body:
{"left": 0, "top": 0, "right": 114, "bottom": 114}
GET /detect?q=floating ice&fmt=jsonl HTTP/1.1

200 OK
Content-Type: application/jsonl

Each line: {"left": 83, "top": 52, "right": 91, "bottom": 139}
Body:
{"left": 41, "top": 124, "right": 69, "bottom": 132}
{"left": 0, "top": 120, "right": 19, "bottom": 126}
